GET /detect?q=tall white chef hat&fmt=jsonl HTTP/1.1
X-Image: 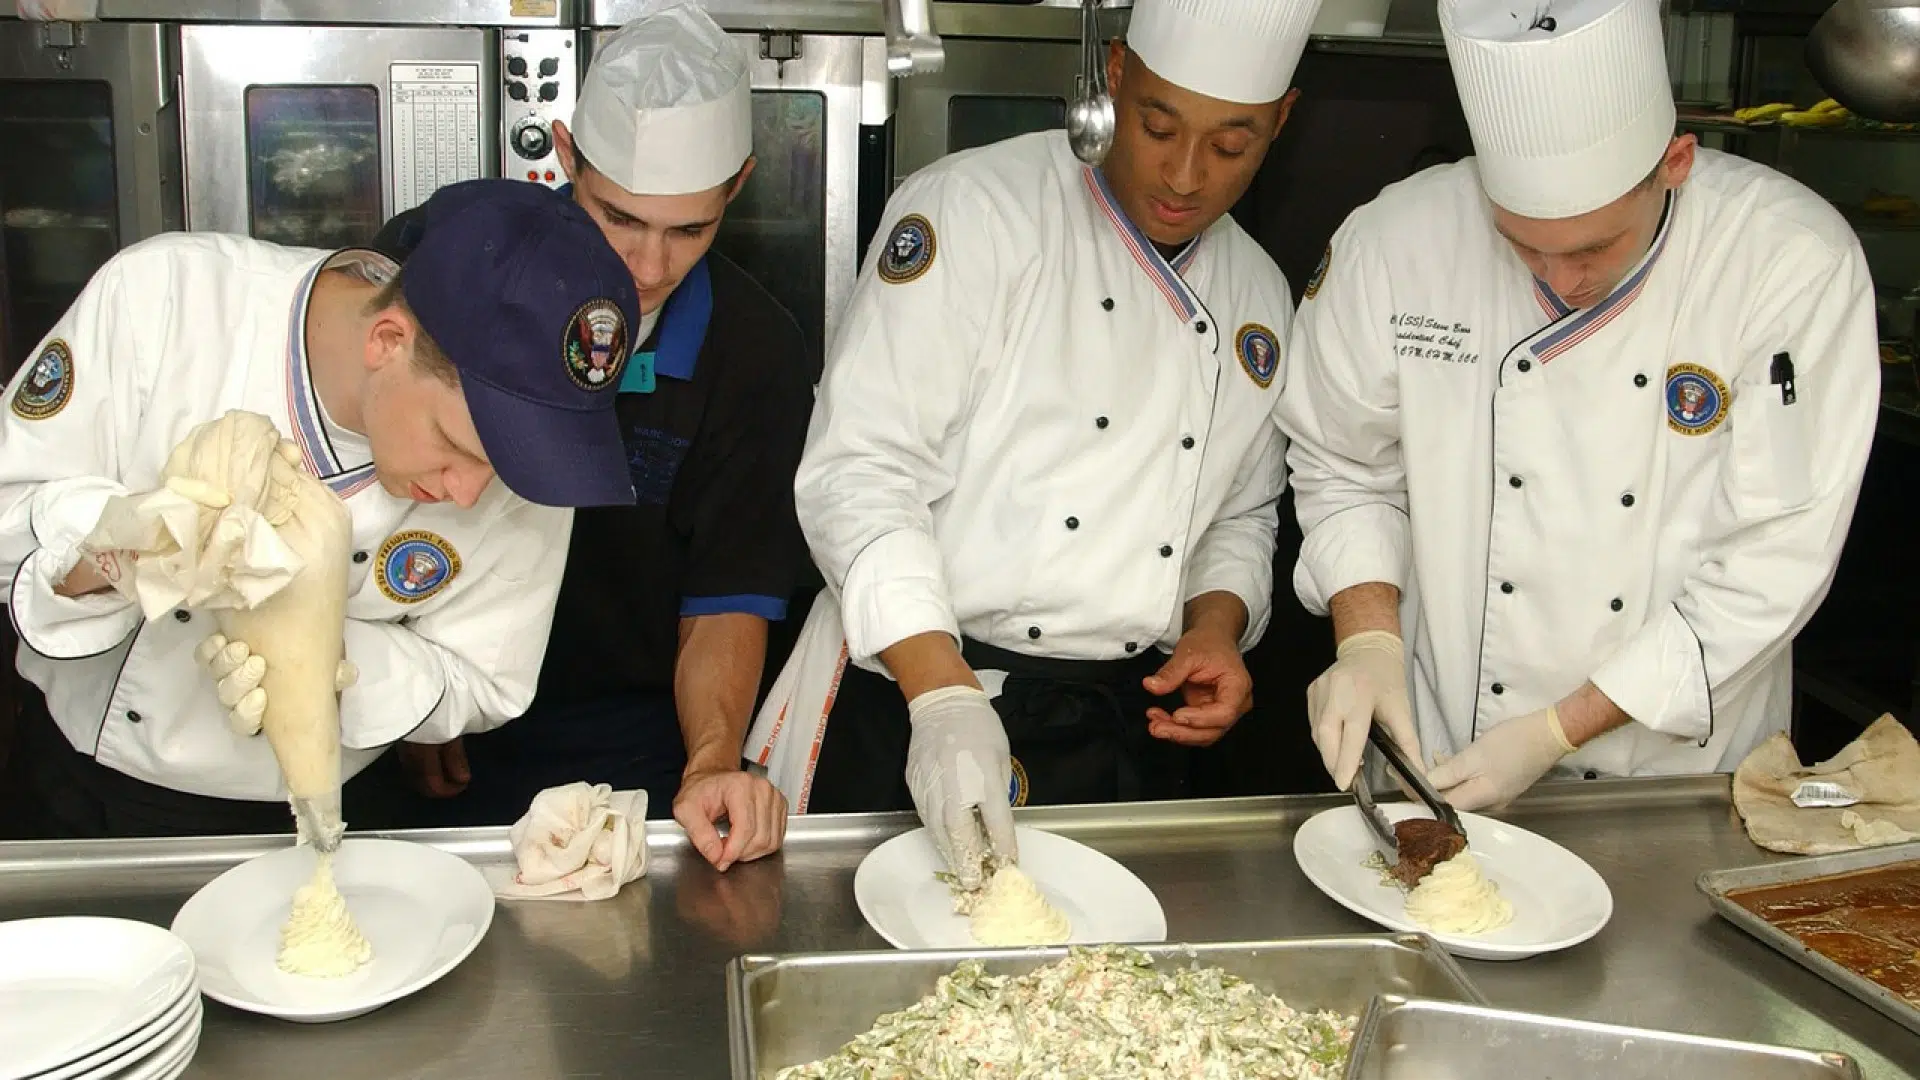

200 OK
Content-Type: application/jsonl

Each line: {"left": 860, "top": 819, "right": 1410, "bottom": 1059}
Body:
{"left": 571, "top": 0, "right": 752, "bottom": 196}
{"left": 1126, "top": 0, "right": 1320, "bottom": 105}
{"left": 1442, "top": 0, "right": 1676, "bottom": 219}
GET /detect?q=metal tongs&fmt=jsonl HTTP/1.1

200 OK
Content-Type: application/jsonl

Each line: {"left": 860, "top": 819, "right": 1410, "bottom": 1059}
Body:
{"left": 1353, "top": 722, "right": 1464, "bottom": 860}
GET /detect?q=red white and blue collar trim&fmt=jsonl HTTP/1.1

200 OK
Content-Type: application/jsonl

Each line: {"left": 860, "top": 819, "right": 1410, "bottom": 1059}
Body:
{"left": 1527, "top": 190, "right": 1675, "bottom": 366}
{"left": 284, "top": 254, "right": 379, "bottom": 499}
{"left": 1083, "top": 167, "right": 1203, "bottom": 321}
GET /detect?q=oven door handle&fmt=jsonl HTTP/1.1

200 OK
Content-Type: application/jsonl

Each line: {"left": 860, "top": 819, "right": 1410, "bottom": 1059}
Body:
{"left": 882, "top": 0, "right": 945, "bottom": 76}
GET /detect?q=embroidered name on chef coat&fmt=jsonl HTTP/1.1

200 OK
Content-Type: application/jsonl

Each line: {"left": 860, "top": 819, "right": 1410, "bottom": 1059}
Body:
{"left": 878, "top": 215, "right": 937, "bottom": 284}
{"left": 1665, "top": 363, "right": 1730, "bottom": 436}
{"left": 1236, "top": 323, "right": 1281, "bottom": 389}
{"left": 1304, "top": 243, "right": 1331, "bottom": 300}
{"left": 12, "top": 339, "right": 74, "bottom": 421}
{"left": 1009, "top": 755, "right": 1030, "bottom": 807}
{"left": 377, "top": 530, "right": 461, "bottom": 604}
{"left": 563, "top": 297, "right": 632, "bottom": 392}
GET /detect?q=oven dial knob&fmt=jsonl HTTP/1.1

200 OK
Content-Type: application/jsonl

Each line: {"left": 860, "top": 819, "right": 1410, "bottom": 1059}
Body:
{"left": 511, "top": 118, "right": 553, "bottom": 161}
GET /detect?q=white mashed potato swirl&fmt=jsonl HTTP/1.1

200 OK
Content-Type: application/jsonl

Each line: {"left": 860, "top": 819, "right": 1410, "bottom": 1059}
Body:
{"left": 1404, "top": 850, "right": 1513, "bottom": 935}
{"left": 277, "top": 852, "right": 373, "bottom": 978}
{"left": 968, "top": 865, "right": 1071, "bottom": 946}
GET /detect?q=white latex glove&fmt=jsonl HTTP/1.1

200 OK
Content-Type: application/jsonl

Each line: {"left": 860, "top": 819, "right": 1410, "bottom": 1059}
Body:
{"left": 197, "top": 632, "right": 357, "bottom": 737}
{"left": 15, "top": 0, "right": 100, "bottom": 18}
{"left": 1428, "top": 705, "right": 1575, "bottom": 813}
{"left": 905, "top": 685, "right": 1017, "bottom": 889}
{"left": 1308, "top": 630, "right": 1421, "bottom": 790}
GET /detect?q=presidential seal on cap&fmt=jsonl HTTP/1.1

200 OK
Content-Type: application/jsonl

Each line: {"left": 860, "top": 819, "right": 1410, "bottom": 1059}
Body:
{"left": 1442, "top": 0, "right": 1676, "bottom": 219}
{"left": 401, "top": 179, "right": 642, "bottom": 509}
{"left": 572, "top": 0, "right": 752, "bottom": 196}
{"left": 1126, "top": 0, "right": 1321, "bottom": 105}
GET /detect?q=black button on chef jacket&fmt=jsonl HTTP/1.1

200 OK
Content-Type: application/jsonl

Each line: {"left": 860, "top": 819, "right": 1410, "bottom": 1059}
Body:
{"left": 371, "top": 204, "right": 815, "bottom": 705}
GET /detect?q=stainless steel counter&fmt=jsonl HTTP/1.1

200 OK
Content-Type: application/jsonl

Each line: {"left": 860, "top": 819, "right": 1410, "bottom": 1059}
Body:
{"left": 1, "top": 776, "right": 1916, "bottom": 1080}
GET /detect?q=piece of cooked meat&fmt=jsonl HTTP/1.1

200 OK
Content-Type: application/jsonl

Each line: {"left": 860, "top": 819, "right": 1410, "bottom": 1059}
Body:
{"left": 1391, "top": 818, "right": 1467, "bottom": 887}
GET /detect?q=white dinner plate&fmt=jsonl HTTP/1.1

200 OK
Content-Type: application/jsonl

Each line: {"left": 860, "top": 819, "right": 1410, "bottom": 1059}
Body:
{"left": 70, "top": 996, "right": 199, "bottom": 1080}
{"left": 170, "top": 838, "right": 495, "bottom": 1023}
{"left": 1293, "top": 803, "right": 1613, "bottom": 961}
{"left": 855, "top": 825, "right": 1167, "bottom": 950}
{"left": 38, "top": 977, "right": 199, "bottom": 1080}
{"left": 0, "top": 917, "right": 196, "bottom": 1080}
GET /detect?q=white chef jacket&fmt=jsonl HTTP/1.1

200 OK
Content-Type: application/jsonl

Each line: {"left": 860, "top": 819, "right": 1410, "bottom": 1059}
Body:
{"left": 796, "top": 130, "right": 1291, "bottom": 669}
{"left": 1277, "top": 149, "right": 1879, "bottom": 778}
{"left": 0, "top": 233, "right": 573, "bottom": 801}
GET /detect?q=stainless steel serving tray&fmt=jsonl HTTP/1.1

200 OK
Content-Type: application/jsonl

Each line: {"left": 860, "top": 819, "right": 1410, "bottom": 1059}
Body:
{"left": 725, "top": 933, "right": 1486, "bottom": 1079}
{"left": 1343, "top": 995, "right": 1861, "bottom": 1079}
{"left": 1697, "top": 842, "right": 1920, "bottom": 1038}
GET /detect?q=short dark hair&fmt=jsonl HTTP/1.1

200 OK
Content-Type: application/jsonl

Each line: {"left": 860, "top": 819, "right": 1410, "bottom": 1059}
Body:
{"left": 365, "top": 271, "right": 459, "bottom": 386}
{"left": 568, "top": 141, "right": 598, "bottom": 180}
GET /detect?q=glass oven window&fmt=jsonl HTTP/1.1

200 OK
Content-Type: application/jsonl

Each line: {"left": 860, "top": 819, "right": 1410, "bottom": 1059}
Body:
{"left": 245, "top": 85, "right": 382, "bottom": 250}
{"left": 947, "top": 95, "right": 1066, "bottom": 156}
{"left": 715, "top": 90, "right": 827, "bottom": 362}
{"left": 0, "top": 80, "right": 118, "bottom": 379}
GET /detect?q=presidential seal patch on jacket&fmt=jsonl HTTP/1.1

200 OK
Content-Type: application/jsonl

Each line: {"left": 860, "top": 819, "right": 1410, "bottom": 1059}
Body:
{"left": 377, "top": 530, "right": 461, "bottom": 603}
{"left": 878, "top": 214, "right": 937, "bottom": 284}
{"left": 13, "top": 340, "right": 74, "bottom": 421}
{"left": 1236, "top": 323, "right": 1281, "bottom": 389}
{"left": 1665, "top": 363, "right": 1729, "bottom": 436}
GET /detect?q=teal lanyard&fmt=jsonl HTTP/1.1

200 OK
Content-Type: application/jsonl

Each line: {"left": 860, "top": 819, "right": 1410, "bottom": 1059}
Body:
{"left": 621, "top": 350, "right": 657, "bottom": 394}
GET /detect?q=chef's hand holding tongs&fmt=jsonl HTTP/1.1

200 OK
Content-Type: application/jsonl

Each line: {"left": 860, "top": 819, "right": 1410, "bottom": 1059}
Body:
{"left": 905, "top": 685, "right": 1019, "bottom": 889}
{"left": 1309, "top": 630, "right": 1425, "bottom": 790}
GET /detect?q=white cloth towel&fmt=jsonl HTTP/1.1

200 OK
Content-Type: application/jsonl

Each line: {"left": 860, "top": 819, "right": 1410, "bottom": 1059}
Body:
{"left": 1734, "top": 714, "right": 1920, "bottom": 855}
{"left": 487, "top": 782, "right": 650, "bottom": 902}
{"left": 79, "top": 484, "right": 304, "bottom": 619}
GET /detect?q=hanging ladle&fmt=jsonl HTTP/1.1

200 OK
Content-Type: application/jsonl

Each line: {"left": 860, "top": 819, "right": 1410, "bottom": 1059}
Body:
{"left": 1066, "top": 0, "right": 1115, "bottom": 164}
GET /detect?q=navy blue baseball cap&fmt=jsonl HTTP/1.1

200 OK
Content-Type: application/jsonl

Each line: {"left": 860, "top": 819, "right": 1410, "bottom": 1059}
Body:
{"left": 402, "top": 179, "right": 640, "bottom": 508}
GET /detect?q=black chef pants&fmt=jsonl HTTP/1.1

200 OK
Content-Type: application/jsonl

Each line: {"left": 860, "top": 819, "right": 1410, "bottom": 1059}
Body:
{"left": 806, "top": 639, "right": 1192, "bottom": 813}
{"left": 0, "top": 695, "right": 293, "bottom": 841}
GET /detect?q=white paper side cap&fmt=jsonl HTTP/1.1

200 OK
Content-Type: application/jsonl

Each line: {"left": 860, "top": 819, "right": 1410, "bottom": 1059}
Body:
{"left": 1126, "top": 0, "right": 1317, "bottom": 105}
{"left": 1442, "top": 0, "right": 1676, "bottom": 219}
{"left": 572, "top": 66, "right": 752, "bottom": 195}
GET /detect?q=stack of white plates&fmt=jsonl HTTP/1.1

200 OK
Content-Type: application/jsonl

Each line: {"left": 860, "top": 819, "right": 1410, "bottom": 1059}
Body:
{"left": 0, "top": 917, "right": 202, "bottom": 1080}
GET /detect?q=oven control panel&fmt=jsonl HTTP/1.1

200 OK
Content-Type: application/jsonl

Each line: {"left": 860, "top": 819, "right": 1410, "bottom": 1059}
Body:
{"left": 500, "top": 28, "right": 576, "bottom": 189}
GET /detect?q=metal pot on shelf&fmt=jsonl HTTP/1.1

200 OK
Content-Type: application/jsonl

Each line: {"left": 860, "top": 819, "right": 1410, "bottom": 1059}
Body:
{"left": 1807, "top": 0, "right": 1920, "bottom": 122}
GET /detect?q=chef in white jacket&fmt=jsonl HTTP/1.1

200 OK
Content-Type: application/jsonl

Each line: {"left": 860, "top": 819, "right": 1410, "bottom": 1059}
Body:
{"left": 1278, "top": 0, "right": 1879, "bottom": 811}
{"left": 749, "top": 0, "right": 1320, "bottom": 885}
{"left": 0, "top": 179, "right": 641, "bottom": 839}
